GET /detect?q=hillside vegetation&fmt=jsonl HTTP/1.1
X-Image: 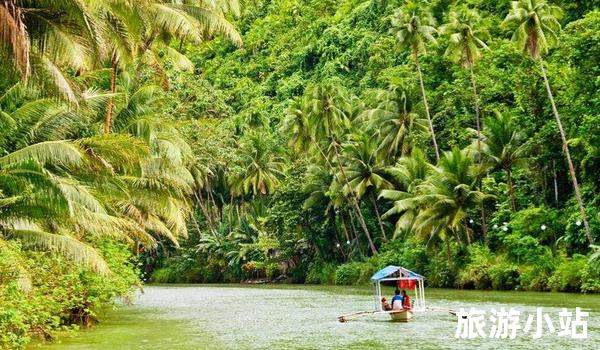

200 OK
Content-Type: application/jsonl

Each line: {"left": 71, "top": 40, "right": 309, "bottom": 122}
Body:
{"left": 1, "top": 0, "right": 599, "bottom": 347}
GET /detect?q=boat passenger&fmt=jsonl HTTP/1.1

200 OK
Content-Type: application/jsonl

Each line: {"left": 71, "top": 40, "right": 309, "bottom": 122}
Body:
{"left": 381, "top": 297, "right": 392, "bottom": 311}
{"left": 391, "top": 289, "right": 403, "bottom": 310}
{"left": 401, "top": 290, "right": 411, "bottom": 310}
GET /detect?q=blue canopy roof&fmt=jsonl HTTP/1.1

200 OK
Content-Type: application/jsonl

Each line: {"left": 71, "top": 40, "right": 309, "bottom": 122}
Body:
{"left": 370, "top": 265, "right": 424, "bottom": 281}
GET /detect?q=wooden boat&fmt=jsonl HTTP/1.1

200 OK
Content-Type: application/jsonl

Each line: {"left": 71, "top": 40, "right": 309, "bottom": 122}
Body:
{"left": 387, "top": 309, "right": 413, "bottom": 322}
{"left": 337, "top": 266, "right": 425, "bottom": 323}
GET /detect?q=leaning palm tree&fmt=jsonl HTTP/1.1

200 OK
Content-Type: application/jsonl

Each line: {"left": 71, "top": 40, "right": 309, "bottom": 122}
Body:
{"left": 503, "top": 0, "right": 593, "bottom": 244}
{"left": 476, "top": 111, "right": 528, "bottom": 212}
{"left": 96, "top": 0, "right": 243, "bottom": 134}
{"left": 0, "top": 0, "right": 102, "bottom": 102}
{"left": 302, "top": 83, "right": 378, "bottom": 254}
{"left": 440, "top": 6, "right": 490, "bottom": 160}
{"left": 340, "top": 132, "right": 395, "bottom": 242}
{"left": 389, "top": 1, "right": 439, "bottom": 160}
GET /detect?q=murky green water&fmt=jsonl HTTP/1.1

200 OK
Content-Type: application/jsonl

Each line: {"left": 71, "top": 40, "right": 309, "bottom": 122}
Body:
{"left": 31, "top": 285, "right": 599, "bottom": 349}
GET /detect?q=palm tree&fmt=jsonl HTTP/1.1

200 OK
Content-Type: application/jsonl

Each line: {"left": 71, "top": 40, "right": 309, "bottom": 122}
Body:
{"left": 380, "top": 148, "right": 432, "bottom": 239}
{"left": 414, "top": 147, "right": 490, "bottom": 260}
{"left": 503, "top": 0, "right": 593, "bottom": 244}
{"left": 440, "top": 7, "right": 492, "bottom": 240}
{"left": 281, "top": 98, "right": 311, "bottom": 154}
{"left": 98, "top": 0, "right": 243, "bottom": 134}
{"left": 476, "top": 111, "right": 528, "bottom": 212}
{"left": 389, "top": 2, "right": 439, "bottom": 160}
{"left": 361, "top": 87, "right": 427, "bottom": 163}
{"left": 440, "top": 6, "right": 490, "bottom": 161}
{"left": 0, "top": 137, "right": 152, "bottom": 274}
{"left": 302, "top": 83, "right": 378, "bottom": 254}
{"left": 228, "top": 132, "right": 285, "bottom": 197}
{"left": 0, "top": 0, "right": 101, "bottom": 102}
{"left": 341, "top": 132, "right": 394, "bottom": 242}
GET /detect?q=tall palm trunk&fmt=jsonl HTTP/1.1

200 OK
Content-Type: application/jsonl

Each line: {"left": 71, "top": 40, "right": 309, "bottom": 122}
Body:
{"left": 469, "top": 65, "right": 482, "bottom": 160}
{"left": 370, "top": 193, "right": 388, "bottom": 242}
{"left": 314, "top": 142, "right": 378, "bottom": 254}
{"left": 348, "top": 209, "right": 359, "bottom": 242}
{"left": 539, "top": 60, "right": 593, "bottom": 244}
{"left": 104, "top": 54, "right": 118, "bottom": 134}
{"left": 340, "top": 214, "right": 351, "bottom": 244}
{"left": 506, "top": 167, "right": 517, "bottom": 212}
{"left": 552, "top": 160, "right": 559, "bottom": 206}
{"left": 469, "top": 64, "right": 487, "bottom": 240}
{"left": 331, "top": 142, "right": 378, "bottom": 255}
{"left": 194, "top": 192, "right": 215, "bottom": 233}
{"left": 415, "top": 54, "right": 440, "bottom": 161}
{"left": 444, "top": 233, "right": 452, "bottom": 265}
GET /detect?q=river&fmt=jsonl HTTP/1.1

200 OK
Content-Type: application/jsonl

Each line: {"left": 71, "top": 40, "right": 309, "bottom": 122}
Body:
{"left": 31, "top": 285, "right": 599, "bottom": 349}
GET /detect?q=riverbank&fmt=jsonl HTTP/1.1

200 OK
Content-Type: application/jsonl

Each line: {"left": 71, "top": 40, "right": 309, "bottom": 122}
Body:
{"left": 32, "top": 284, "right": 600, "bottom": 349}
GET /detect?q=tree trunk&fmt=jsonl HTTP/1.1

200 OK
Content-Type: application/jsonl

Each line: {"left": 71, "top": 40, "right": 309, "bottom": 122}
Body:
{"left": 315, "top": 141, "right": 378, "bottom": 254}
{"left": 207, "top": 188, "right": 219, "bottom": 223}
{"left": 331, "top": 142, "right": 378, "bottom": 255}
{"left": 469, "top": 64, "right": 487, "bottom": 242}
{"left": 229, "top": 195, "right": 234, "bottom": 233}
{"left": 539, "top": 60, "right": 593, "bottom": 244}
{"left": 444, "top": 234, "right": 452, "bottom": 265}
{"left": 348, "top": 209, "right": 358, "bottom": 242}
{"left": 104, "top": 54, "right": 117, "bottom": 134}
{"left": 506, "top": 167, "right": 517, "bottom": 212}
{"left": 194, "top": 192, "right": 214, "bottom": 233}
{"left": 340, "top": 214, "right": 351, "bottom": 244}
{"left": 464, "top": 218, "right": 472, "bottom": 245}
{"left": 469, "top": 64, "right": 482, "bottom": 162}
{"left": 553, "top": 160, "right": 559, "bottom": 206}
{"left": 370, "top": 193, "right": 387, "bottom": 242}
{"left": 415, "top": 55, "right": 440, "bottom": 161}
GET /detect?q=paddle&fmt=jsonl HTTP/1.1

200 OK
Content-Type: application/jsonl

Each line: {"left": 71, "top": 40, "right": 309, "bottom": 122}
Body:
{"left": 425, "top": 306, "right": 458, "bottom": 317}
{"left": 337, "top": 310, "right": 377, "bottom": 323}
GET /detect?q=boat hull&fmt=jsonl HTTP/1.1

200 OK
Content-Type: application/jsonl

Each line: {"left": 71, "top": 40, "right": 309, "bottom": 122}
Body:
{"left": 388, "top": 309, "right": 413, "bottom": 322}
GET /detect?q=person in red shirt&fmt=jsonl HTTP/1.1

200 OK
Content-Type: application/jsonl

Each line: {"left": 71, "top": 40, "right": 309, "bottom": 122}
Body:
{"left": 401, "top": 290, "right": 411, "bottom": 310}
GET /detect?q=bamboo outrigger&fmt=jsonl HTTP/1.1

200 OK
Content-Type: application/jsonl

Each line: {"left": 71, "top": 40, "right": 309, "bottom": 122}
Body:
{"left": 371, "top": 265, "right": 425, "bottom": 322}
{"left": 338, "top": 265, "right": 426, "bottom": 323}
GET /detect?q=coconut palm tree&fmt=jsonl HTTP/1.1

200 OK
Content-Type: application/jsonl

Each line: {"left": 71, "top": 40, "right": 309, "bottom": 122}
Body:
{"left": 228, "top": 132, "right": 285, "bottom": 197}
{"left": 440, "top": 6, "right": 492, "bottom": 239}
{"left": 361, "top": 87, "right": 427, "bottom": 163}
{"left": 0, "top": 137, "right": 149, "bottom": 274}
{"left": 503, "top": 0, "right": 593, "bottom": 244}
{"left": 476, "top": 111, "right": 528, "bottom": 212}
{"left": 440, "top": 7, "right": 489, "bottom": 241}
{"left": 440, "top": 6, "right": 490, "bottom": 160}
{"left": 389, "top": 2, "right": 439, "bottom": 160}
{"left": 281, "top": 98, "right": 312, "bottom": 154}
{"left": 415, "top": 147, "right": 490, "bottom": 255}
{"left": 379, "top": 148, "right": 432, "bottom": 239}
{"left": 0, "top": 0, "right": 102, "bottom": 102}
{"left": 97, "top": 0, "right": 243, "bottom": 134}
{"left": 302, "top": 83, "right": 378, "bottom": 254}
{"left": 340, "top": 132, "right": 394, "bottom": 242}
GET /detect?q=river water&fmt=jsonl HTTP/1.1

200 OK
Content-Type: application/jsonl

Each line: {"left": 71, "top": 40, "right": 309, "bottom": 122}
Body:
{"left": 32, "top": 285, "right": 599, "bottom": 349}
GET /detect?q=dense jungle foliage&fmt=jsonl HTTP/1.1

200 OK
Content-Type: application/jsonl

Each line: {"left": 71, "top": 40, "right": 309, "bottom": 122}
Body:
{"left": 151, "top": 0, "right": 600, "bottom": 293}
{"left": 0, "top": 0, "right": 241, "bottom": 348}
{"left": 0, "top": 0, "right": 599, "bottom": 348}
